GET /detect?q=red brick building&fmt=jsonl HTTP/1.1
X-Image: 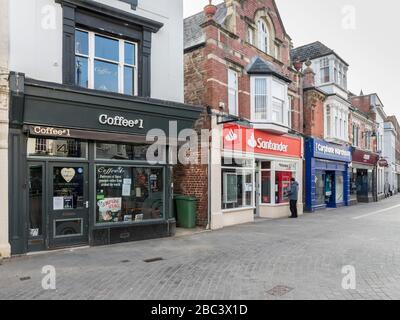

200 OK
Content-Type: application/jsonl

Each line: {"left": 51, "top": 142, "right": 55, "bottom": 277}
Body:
{"left": 180, "top": 0, "right": 304, "bottom": 229}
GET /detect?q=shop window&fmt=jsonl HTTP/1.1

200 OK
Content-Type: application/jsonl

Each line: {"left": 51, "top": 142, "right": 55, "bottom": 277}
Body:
{"left": 315, "top": 171, "right": 326, "bottom": 206}
{"left": 260, "top": 161, "right": 296, "bottom": 205}
{"left": 28, "top": 138, "right": 87, "bottom": 159}
{"left": 221, "top": 157, "right": 254, "bottom": 210}
{"left": 96, "top": 166, "right": 164, "bottom": 224}
{"left": 96, "top": 142, "right": 154, "bottom": 161}
{"left": 336, "top": 174, "right": 344, "bottom": 203}
{"left": 75, "top": 29, "right": 138, "bottom": 95}
{"left": 275, "top": 171, "right": 292, "bottom": 204}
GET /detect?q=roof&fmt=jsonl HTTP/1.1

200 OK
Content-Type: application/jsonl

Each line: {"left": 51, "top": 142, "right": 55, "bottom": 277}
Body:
{"left": 246, "top": 57, "right": 291, "bottom": 83}
{"left": 291, "top": 41, "right": 349, "bottom": 66}
{"left": 184, "top": 2, "right": 227, "bottom": 50}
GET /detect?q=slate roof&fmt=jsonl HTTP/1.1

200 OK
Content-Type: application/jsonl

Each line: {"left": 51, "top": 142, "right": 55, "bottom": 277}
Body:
{"left": 246, "top": 57, "right": 291, "bottom": 83}
{"left": 291, "top": 41, "right": 349, "bottom": 66}
{"left": 184, "top": 2, "right": 227, "bottom": 50}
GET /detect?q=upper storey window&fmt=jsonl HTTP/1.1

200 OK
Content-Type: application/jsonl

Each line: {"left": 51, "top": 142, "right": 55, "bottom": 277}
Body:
{"left": 257, "top": 20, "right": 269, "bottom": 54}
{"left": 75, "top": 29, "right": 138, "bottom": 95}
{"left": 320, "top": 57, "right": 330, "bottom": 84}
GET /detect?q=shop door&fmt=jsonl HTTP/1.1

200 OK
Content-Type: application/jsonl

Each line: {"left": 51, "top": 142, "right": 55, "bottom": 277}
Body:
{"left": 255, "top": 170, "right": 260, "bottom": 216}
{"left": 48, "top": 163, "right": 89, "bottom": 249}
{"left": 325, "top": 171, "right": 335, "bottom": 207}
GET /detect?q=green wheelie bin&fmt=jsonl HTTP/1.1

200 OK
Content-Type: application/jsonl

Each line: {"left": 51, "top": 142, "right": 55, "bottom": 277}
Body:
{"left": 174, "top": 195, "right": 197, "bottom": 228}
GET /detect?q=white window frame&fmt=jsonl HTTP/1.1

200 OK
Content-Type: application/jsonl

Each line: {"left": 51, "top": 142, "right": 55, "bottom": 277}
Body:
{"left": 75, "top": 28, "right": 138, "bottom": 95}
{"left": 250, "top": 76, "right": 289, "bottom": 126}
{"left": 320, "top": 57, "right": 330, "bottom": 84}
{"left": 247, "top": 27, "right": 254, "bottom": 45}
{"left": 228, "top": 69, "right": 239, "bottom": 116}
{"left": 257, "top": 19, "right": 269, "bottom": 54}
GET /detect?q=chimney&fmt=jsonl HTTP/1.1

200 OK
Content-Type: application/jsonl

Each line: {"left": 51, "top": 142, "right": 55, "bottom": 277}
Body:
{"left": 204, "top": 0, "right": 217, "bottom": 20}
{"left": 303, "top": 60, "right": 315, "bottom": 88}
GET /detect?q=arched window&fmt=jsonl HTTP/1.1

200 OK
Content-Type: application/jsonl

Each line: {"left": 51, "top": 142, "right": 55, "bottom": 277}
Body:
{"left": 257, "top": 19, "right": 269, "bottom": 54}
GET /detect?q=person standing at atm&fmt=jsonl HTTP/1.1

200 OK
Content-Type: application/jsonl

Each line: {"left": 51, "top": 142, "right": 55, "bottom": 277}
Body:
{"left": 287, "top": 178, "right": 299, "bottom": 219}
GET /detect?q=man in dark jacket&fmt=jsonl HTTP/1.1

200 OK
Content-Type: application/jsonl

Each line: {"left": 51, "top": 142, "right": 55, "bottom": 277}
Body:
{"left": 287, "top": 178, "right": 299, "bottom": 218}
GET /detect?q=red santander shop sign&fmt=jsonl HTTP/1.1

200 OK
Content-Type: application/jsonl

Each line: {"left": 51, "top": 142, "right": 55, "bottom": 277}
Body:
{"left": 223, "top": 125, "right": 302, "bottom": 158}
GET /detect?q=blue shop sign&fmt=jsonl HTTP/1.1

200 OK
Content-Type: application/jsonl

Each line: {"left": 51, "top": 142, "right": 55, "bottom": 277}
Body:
{"left": 307, "top": 138, "right": 352, "bottom": 163}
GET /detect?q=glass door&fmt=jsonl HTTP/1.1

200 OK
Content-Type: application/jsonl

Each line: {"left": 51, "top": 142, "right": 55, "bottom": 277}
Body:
{"left": 28, "top": 163, "right": 46, "bottom": 252}
{"left": 48, "top": 163, "right": 89, "bottom": 249}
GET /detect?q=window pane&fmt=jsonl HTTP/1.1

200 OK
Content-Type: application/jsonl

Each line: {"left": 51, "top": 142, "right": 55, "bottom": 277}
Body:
{"left": 53, "top": 167, "right": 85, "bottom": 210}
{"left": 75, "top": 56, "right": 88, "bottom": 88}
{"left": 275, "top": 171, "right": 293, "bottom": 204}
{"left": 29, "top": 166, "right": 43, "bottom": 238}
{"left": 96, "top": 143, "right": 153, "bottom": 161}
{"left": 124, "top": 66, "right": 134, "bottom": 95}
{"left": 96, "top": 166, "right": 164, "bottom": 223}
{"left": 95, "top": 35, "right": 119, "bottom": 61}
{"left": 336, "top": 174, "right": 344, "bottom": 202}
{"left": 55, "top": 219, "right": 83, "bottom": 237}
{"left": 254, "top": 78, "right": 267, "bottom": 120}
{"left": 272, "top": 99, "right": 284, "bottom": 123}
{"left": 222, "top": 169, "right": 253, "bottom": 210}
{"left": 261, "top": 171, "right": 271, "bottom": 204}
{"left": 94, "top": 60, "right": 119, "bottom": 93}
{"left": 75, "top": 30, "right": 88, "bottom": 55}
{"left": 125, "top": 42, "right": 136, "bottom": 65}
{"left": 28, "top": 138, "right": 87, "bottom": 158}
{"left": 315, "top": 172, "right": 326, "bottom": 206}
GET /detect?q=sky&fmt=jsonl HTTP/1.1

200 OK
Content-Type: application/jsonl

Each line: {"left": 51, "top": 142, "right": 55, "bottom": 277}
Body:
{"left": 183, "top": 0, "right": 400, "bottom": 120}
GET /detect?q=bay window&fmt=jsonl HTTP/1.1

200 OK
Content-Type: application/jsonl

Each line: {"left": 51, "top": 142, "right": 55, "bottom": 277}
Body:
{"left": 320, "top": 57, "right": 330, "bottom": 83}
{"left": 75, "top": 29, "right": 138, "bottom": 95}
{"left": 251, "top": 76, "right": 289, "bottom": 126}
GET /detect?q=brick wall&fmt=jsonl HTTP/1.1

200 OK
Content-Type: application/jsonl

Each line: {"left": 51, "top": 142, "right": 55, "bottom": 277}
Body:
{"left": 303, "top": 89, "right": 325, "bottom": 139}
{"left": 182, "top": 0, "right": 302, "bottom": 225}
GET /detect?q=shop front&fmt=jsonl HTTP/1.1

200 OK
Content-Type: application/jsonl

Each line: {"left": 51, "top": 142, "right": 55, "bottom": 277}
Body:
{"left": 305, "top": 138, "right": 352, "bottom": 212}
{"left": 8, "top": 79, "right": 202, "bottom": 255}
{"left": 350, "top": 149, "right": 379, "bottom": 204}
{"left": 218, "top": 124, "right": 303, "bottom": 226}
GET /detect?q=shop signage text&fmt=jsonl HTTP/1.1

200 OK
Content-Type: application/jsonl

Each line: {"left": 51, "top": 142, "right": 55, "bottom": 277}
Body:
{"left": 99, "top": 114, "right": 144, "bottom": 129}
{"left": 309, "top": 138, "right": 352, "bottom": 163}
{"left": 223, "top": 125, "right": 302, "bottom": 158}
{"left": 352, "top": 149, "right": 378, "bottom": 166}
{"left": 30, "top": 126, "right": 71, "bottom": 137}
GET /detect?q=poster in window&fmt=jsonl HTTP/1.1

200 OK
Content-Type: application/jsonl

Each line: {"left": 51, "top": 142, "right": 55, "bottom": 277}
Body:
{"left": 63, "top": 196, "right": 74, "bottom": 209}
{"left": 97, "top": 198, "right": 122, "bottom": 222}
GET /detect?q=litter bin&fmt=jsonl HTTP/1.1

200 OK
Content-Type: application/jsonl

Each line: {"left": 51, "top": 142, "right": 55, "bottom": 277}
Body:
{"left": 174, "top": 195, "right": 197, "bottom": 228}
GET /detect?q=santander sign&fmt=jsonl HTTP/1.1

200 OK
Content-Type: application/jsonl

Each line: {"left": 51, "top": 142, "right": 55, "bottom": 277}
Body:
{"left": 224, "top": 125, "right": 301, "bottom": 158}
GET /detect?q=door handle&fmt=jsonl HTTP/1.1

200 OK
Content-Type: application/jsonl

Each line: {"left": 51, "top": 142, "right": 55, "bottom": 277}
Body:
{"left": 85, "top": 201, "right": 89, "bottom": 209}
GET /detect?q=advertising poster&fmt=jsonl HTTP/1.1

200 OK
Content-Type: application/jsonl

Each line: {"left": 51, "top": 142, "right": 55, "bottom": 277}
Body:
{"left": 97, "top": 198, "right": 122, "bottom": 222}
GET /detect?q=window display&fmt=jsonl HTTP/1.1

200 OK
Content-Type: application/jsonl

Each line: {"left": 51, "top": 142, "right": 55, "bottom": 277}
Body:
{"left": 336, "top": 174, "right": 344, "bottom": 203}
{"left": 315, "top": 171, "right": 326, "bottom": 206}
{"left": 96, "top": 166, "right": 164, "bottom": 224}
{"left": 222, "top": 157, "right": 254, "bottom": 210}
{"left": 96, "top": 142, "right": 153, "bottom": 161}
{"left": 53, "top": 167, "right": 85, "bottom": 210}
{"left": 260, "top": 161, "right": 296, "bottom": 205}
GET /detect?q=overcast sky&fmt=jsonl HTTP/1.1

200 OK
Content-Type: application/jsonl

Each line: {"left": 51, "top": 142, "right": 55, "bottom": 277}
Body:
{"left": 184, "top": 0, "right": 400, "bottom": 119}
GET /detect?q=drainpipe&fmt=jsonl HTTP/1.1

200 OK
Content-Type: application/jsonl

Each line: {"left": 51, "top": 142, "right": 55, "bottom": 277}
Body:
{"left": 206, "top": 107, "right": 213, "bottom": 230}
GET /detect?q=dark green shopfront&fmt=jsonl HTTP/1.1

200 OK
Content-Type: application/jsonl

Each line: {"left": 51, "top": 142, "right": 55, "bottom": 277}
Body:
{"left": 8, "top": 77, "right": 203, "bottom": 255}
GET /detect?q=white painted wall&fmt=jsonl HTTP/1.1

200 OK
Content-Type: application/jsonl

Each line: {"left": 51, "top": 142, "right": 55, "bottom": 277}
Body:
{"left": 9, "top": 0, "right": 184, "bottom": 103}
{"left": 0, "top": 0, "right": 11, "bottom": 258}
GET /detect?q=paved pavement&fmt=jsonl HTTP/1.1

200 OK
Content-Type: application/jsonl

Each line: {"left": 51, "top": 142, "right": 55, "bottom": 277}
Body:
{"left": 1, "top": 196, "right": 400, "bottom": 300}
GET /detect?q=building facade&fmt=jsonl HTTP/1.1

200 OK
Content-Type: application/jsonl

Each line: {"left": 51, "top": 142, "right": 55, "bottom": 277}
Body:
{"left": 384, "top": 121, "right": 397, "bottom": 195}
{"left": 351, "top": 93, "right": 387, "bottom": 201}
{"left": 183, "top": 0, "right": 303, "bottom": 229}
{"left": 292, "top": 42, "right": 352, "bottom": 212}
{"left": 387, "top": 115, "right": 400, "bottom": 193}
{"left": 3, "top": 0, "right": 203, "bottom": 256}
{"left": 349, "top": 101, "right": 379, "bottom": 204}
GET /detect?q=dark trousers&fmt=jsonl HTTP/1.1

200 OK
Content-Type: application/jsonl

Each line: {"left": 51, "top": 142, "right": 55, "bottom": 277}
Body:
{"left": 290, "top": 200, "right": 298, "bottom": 218}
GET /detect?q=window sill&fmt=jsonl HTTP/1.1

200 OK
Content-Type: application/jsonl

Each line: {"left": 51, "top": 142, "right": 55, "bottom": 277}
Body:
{"left": 222, "top": 207, "right": 256, "bottom": 213}
{"left": 252, "top": 122, "right": 289, "bottom": 134}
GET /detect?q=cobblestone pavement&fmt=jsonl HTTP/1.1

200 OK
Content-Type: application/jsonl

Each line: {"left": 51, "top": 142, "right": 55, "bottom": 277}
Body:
{"left": 1, "top": 196, "right": 400, "bottom": 300}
